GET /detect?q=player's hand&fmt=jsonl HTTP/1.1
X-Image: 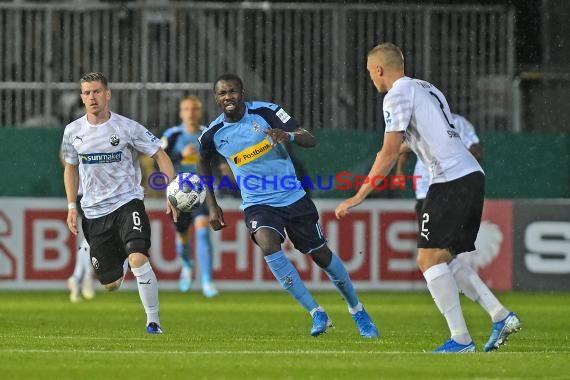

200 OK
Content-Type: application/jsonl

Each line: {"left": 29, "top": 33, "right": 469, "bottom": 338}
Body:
{"left": 182, "top": 144, "right": 196, "bottom": 158}
{"left": 209, "top": 205, "right": 227, "bottom": 231}
{"left": 166, "top": 200, "right": 179, "bottom": 223}
{"left": 263, "top": 129, "right": 289, "bottom": 146}
{"left": 335, "top": 196, "right": 363, "bottom": 219}
{"left": 67, "top": 208, "right": 78, "bottom": 235}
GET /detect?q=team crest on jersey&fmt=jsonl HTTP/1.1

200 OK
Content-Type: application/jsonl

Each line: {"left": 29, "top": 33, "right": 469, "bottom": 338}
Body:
{"left": 252, "top": 121, "right": 262, "bottom": 133}
{"left": 276, "top": 108, "right": 291, "bottom": 123}
{"left": 109, "top": 134, "right": 120, "bottom": 146}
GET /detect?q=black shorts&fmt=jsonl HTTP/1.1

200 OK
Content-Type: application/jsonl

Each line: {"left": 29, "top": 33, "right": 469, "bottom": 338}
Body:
{"left": 173, "top": 203, "right": 208, "bottom": 234}
{"left": 83, "top": 199, "right": 151, "bottom": 285}
{"left": 244, "top": 195, "right": 326, "bottom": 254}
{"left": 417, "top": 171, "right": 485, "bottom": 255}
{"left": 76, "top": 195, "right": 86, "bottom": 219}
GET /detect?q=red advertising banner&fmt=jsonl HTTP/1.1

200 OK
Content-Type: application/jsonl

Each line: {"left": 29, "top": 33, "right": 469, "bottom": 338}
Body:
{"left": 0, "top": 198, "right": 513, "bottom": 290}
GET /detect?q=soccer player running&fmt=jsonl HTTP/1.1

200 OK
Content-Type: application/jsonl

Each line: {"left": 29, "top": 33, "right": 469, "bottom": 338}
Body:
{"left": 62, "top": 72, "right": 178, "bottom": 334}
{"left": 335, "top": 43, "right": 520, "bottom": 352}
{"left": 198, "top": 73, "right": 378, "bottom": 337}
{"left": 161, "top": 95, "right": 218, "bottom": 297}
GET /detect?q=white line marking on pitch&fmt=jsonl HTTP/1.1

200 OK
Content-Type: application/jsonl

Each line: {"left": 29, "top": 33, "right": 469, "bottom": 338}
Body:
{"left": 0, "top": 349, "right": 565, "bottom": 355}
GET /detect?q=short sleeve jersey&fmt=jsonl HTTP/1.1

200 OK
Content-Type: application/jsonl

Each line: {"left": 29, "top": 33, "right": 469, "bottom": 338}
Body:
{"left": 161, "top": 124, "right": 206, "bottom": 173}
{"left": 383, "top": 76, "right": 483, "bottom": 187}
{"left": 199, "top": 101, "right": 305, "bottom": 209}
{"left": 61, "top": 112, "right": 162, "bottom": 218}
{"left": 412, "top": 113, "right": 481, "bottom": 199}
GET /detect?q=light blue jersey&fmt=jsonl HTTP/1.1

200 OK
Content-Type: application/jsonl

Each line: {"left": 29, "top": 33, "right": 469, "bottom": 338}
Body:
{"left": 199, "top": 101, "right": 305, "bottom": 209}
{"left": 161, "top": 124, "right": 205, "bottom": 173}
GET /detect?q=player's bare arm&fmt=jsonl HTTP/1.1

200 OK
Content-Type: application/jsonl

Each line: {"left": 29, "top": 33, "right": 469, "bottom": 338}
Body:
{"left": 152, "top": 148, "right": 179, "bottom": 222}
{"left": 198, "top": 156, "right": 226, "bottom": 231}
{"left": 64, "top": 162, "right": 79, "bottom": 235}
{"left": 395, "top": 143, "right": 411, "bottom": 176}
{"left": 335, "top": 131, "right": 403, "bottom": 219}
{"left": 263, "top": 127, "right": 316, "bottom": 148}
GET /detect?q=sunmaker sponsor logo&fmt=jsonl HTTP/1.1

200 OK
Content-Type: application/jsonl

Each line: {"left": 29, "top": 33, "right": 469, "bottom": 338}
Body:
{"left": 79, "top": 151, "right": 123, "bottom": 164}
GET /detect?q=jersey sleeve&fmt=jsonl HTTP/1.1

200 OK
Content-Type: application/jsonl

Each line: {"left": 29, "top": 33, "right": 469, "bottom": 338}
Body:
{"left": 456, "top": 115, "right": 480, "bottom": 147}
{"left": 131, "top": 122, "right": 162, "bottom": 156}
{"left": 252, "top": 102, "right": 299, "bottom": 132}
{"left": 160, "top": 128, "right": 183, "bottom": 164}
{"left": 383, "top": 86, "right": 413, "bottom": 133}
{"left": 198, "top": 127, "right": 216, "bottom": 160}
{"left": 61, "top": 127, "right": 79, "bottom": 165}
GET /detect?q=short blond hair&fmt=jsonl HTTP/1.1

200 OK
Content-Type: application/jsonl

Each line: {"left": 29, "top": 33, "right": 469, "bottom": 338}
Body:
{"left": 368, "top": 43, "right": 404, "bottom": 71}
{"left": 180, "top": 95, "right": 202, "bottom": 107}
{"left": 80, "top": 72, "right": 108, "bottom": 88}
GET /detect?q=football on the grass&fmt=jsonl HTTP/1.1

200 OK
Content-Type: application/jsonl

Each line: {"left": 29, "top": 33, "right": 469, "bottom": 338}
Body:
{"left": 167, "top": 173, "right": 206, "bottom": 212}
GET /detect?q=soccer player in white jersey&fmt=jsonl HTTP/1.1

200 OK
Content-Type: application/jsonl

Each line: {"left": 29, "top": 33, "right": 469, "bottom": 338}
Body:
{"left": 335, "top": 43, "right": 521, "bottom": 352}
{"left": 397, "top": 113, "right": 484, "bottom": 217}
{"left": 61, "top": 72, "right": 178, "bottom": 334}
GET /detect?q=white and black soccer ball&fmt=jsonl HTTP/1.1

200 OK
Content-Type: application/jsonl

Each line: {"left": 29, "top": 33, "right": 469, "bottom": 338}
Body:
{"left": 167, "top": 173, "right": 206, "bottom": 212}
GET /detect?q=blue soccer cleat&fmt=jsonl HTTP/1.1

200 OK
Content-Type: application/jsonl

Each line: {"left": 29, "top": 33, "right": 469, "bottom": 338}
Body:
{"left": 310, "top": 311, "right": 332, "bottom": 337}
{"left": 146, "top": 322, "right": 163, "bottom": 334}
{"left": 352, "top": 308, "right": 379, "bottom": 338}
{"left": 484, "top": 312, "right": 521, "bottom": 352}
{"left": 202, "top": 282, "right": 219, "bottom": 298}
{"left": 179, "top": 266, "right": 192, "bottom": 293}
{"left": 434, "top": 339, "right": 476, "bottom": 353}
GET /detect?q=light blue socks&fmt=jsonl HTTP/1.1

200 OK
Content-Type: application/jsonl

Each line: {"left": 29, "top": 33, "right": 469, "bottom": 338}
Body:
{"left": 324, "top": 254, "right": 360, "bottom": 309}
{"left": 264, "top": 251, "right": 318, "bottom": 313}
{"left": 196, "top": 228, "right": 213, "bottom": 284}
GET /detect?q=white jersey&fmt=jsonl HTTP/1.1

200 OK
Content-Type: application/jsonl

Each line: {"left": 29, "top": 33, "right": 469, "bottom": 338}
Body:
{"left": 413, "top": 114, "right": 480, "bottom": 199}
{"left": 384, "top": 77, "right": 483, "bottom": 189}
{"left": 62, "top": 112, "right": 162, "bottom": 218}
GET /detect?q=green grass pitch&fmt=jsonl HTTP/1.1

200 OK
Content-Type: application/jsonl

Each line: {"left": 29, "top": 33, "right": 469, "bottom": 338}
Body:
{"left": 1, "top": 291, "right": 569, "bottom": 379}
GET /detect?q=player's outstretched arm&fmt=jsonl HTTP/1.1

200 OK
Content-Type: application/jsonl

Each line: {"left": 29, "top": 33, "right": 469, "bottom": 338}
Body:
{"left": 64, "top": 162, "right": 79, "bottom": 235}
{"left": 152, "top": 148, "right": 179, "bottom": 222}
{"left": 335, "top": 131, "right": 403, "bottom": 219}
{"left": 198, "top": 156, "right": 226, "bottom": 231}
{"left": 396, "top": 143, "right": 411, "bottom": 177}
{"left": 263, "top": 127, "right": 316, "bottom": 148}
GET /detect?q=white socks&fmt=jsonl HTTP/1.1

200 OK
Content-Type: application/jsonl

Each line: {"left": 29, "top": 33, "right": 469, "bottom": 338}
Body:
{"left": 449, "top": 258, "right": 509, "bottom": 323}
{"left": 72, "top": 239, "right": 91, "bottom": 281}
{"left": 131, "top": 262, "right": 160, "bottom": 325}
{"left": 349, "top": 302, "right": 363, "bottom": 315}
{"left": 423, "top": 263, "right": 471, "bottom": 345}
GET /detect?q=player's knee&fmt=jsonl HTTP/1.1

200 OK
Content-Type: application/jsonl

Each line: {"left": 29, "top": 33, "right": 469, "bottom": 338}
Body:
{"left": 103, "top": 278, "right": 123, "bottom": 291}
{"left": 309, "top": 246, "right": 332, "bottom": 268}
{"left": 253, "top": 229, "right": 283, "bottom": 254}
{"left": 128, "top": 251, "right": 149, "bottom": 268}
{"left": 417, "top": 248, "right": 452, "bottom": 272}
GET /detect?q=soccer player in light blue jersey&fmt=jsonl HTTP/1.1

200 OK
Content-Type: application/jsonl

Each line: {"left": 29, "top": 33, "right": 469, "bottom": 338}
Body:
{"left": 198, "top": 73, "right": 378, "bottom": 338}
{"left": 161, "top": 96, "right": 218, "bottom": 297}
